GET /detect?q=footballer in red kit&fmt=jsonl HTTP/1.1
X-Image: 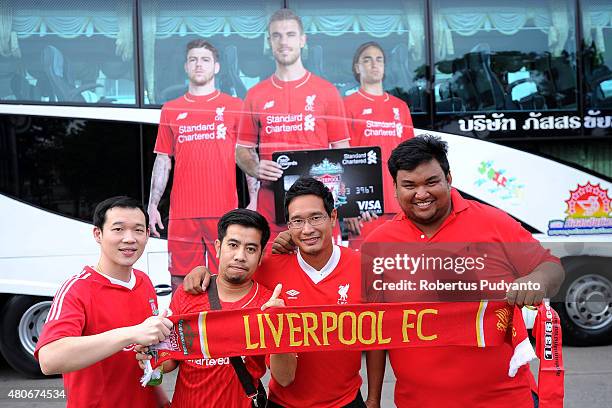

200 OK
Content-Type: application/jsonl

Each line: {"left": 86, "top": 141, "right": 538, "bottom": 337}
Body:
{"left": 344, "top": 42, "right": 415, "bottom": 246}
{"left": 236, "top": 9, "right": 350, "bottom": 232}
{"left": 35, "top": 196, "right": 174, "bottom": 408}
{"left": 363, "top": 136, "right": 565, "bottom": 408}
{"left": 148, "top": 40, "right": 243, "bottom": 289}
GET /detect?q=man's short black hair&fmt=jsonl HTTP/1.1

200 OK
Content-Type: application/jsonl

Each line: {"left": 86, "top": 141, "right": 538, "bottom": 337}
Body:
{"left": 217, "top": 209, "right": 270, "bottom": 249}
{"left": 388, "top": 134, "right": 451, "bottom": 181}
{"left": 93, "top": 196, "right": 148, "bottom": 230}
{"left": 284, "top": 177, "right": 334, "bottom": 221}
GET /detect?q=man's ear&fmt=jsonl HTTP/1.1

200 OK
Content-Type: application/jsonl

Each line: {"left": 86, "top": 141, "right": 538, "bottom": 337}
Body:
{"left": 214, "top": 61, "right": 220, "bottom": 75}
{"left": 214, "top": 239, "right": 221, "bottom": 258}
{"left": 93, "top": 227, "right": 102, "bottom": 244}
{"left": 330, "top": 208, "right": 338, "bottom": 226}
{"left": 447, "top": 171, "right": 452, "bottom": 189}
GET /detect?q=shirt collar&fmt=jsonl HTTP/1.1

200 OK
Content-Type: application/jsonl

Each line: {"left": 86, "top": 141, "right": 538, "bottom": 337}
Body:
{"left": 297, "top": 244, "right": 341, "bottom": 284}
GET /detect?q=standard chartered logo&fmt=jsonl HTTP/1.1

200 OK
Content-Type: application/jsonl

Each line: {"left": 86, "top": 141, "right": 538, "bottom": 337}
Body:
{"left": 216, "top": 123, "right": 227, "bottom": 139}
{"left": 304, "top": 114, "right": 315, "bottom": 131}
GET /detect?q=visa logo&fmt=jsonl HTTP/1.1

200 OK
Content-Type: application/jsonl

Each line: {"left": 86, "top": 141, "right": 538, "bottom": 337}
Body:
{"left": 357, "top": 200, "right": 381, "bottom": 211}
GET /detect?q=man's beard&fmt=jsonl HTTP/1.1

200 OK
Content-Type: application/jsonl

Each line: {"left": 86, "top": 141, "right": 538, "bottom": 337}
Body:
{"left": 274, "top": 51, "right": 300, "bottom": 67}
{"left": 190, "top": 72, "right": 214, "bottom": 87}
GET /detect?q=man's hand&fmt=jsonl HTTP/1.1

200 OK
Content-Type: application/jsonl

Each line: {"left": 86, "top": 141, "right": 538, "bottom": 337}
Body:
{"left": 256, "top": 160, "right": 283, "bottom": 181}
{"left": 272, "top": 230, "right": 296, "bottom": 254}
{"left": 506, "top": 261, "right": 565, "bottom": 307}
{"left": 134, "top": 344, "right": 151, "bottom": 370}
{"left": 365, "top": 399, "right": 381, "bottom": 408}
{"left": 261, "top": 284, "right": 285, "bottom": 311}
{"left": 132, "top": 310, "right": 173, "bottom": 346}
{"left": 183, "top": 266, "right": 211, "bottom": 294}
{"left": 148, "top": 206, "right": 164, "bottom": 238}
{"left": 361, "top": 211, "right": 379, "bottom": 222}
{"left": 344, "top": 217, "right": 363, "bottom": 235}
{"left": 506, "top": 274, "right": 546, "bottom": 307}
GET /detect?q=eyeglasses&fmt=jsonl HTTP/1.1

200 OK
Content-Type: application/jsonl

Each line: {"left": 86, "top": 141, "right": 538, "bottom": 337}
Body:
{"left": 287, "top": 215, "right": 328, "bottom": 230}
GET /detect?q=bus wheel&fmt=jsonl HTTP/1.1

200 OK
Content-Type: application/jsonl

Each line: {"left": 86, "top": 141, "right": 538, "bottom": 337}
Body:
{"left": 0, "top": 296, "right": 52, "bottom": 377}
{"left": 552, "top": 257, "right": 612, "bottom": 346}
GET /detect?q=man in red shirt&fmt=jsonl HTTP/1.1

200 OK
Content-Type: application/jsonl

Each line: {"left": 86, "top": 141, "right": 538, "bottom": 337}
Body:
{"left": 343, "top": 41, "right": 415, "bottom": 246}
{"left": 235, "top": 9, "right": 350, "bottom": 233}
{"left": 148, "top": 39, "right": 250, "bottom": 291}
{"left": 139, "top": 209, "right": 296, "bottom": 407}
{"left": 185, "top": 178, "right": 381, "bottom": 408}
{"left": 35, "top": 196, "right": 174, "bottom": 408}
{"left": 364, "top": 135, "right": 565, "bottom": 407}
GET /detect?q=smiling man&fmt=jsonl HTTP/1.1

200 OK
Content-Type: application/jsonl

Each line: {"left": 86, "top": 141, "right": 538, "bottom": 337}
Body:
{"left": 235, "top": 9, "right": 350, "bottom": 233}
{"left": 148, "top": 39, "right": 246, "bottom": 291}
{"left": 35, "top": 196, "right": 173, "bottom": 408}
{"left": 364, "top": 135, "right": 565, "bottom": 408}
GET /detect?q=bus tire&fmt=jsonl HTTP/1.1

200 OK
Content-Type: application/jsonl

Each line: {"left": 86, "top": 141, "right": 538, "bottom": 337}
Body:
{"left": 0, "top": 295, "right": 52, "bottom": 378}
{"left": 552, "top": 257, "right": 612, "bottom": 346}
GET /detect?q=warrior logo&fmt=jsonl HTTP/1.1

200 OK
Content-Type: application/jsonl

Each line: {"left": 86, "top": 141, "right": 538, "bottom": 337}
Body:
{"left": 305, "top": 94, "right": 316, "bottom": 111}
{"left": 216, "top": 123, "right": 227, "bottom": 140}
{"left": 176, "top": 112, "right": 188, "bottom": 121}
{"left": 263, "top": 100, "right": 275, "bottom": 110}
{"left": 215, "top": 106, "right": 225, "bottom": 121}
{"left": 393, "top": 107, "right": 400, "bottom": 121}
{"left": 362, "top": 108, "right": 372, "bottom": 115}
{"left": 304, "top": 114, "right": 316, "bottom": 131}
{"left": 338, "top": 284, "right": 350, "bottom": 304}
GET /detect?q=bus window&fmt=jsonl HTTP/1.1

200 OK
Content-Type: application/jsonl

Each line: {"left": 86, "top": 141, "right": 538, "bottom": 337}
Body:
{"left": 0, "top": 115, "right": 143, "bottom": 222}
{"left": 432, "top": 0, "right": 577, "bottom": 113}
{"left": 289, "top": 0, "right": 428, "bottom": 114}
{"left": 0, "top": 0, "right": 136, "bottom": 105}
{"left": 140, "top": 0, "right": 281, "bottom": 105}
{"left": 583, "top": 1, "right": 612, "bottom": 111}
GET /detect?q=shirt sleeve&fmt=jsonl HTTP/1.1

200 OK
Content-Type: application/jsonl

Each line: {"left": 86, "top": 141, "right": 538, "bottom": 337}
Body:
{"left": 245, "top": 355, "right": 267, "bottom": 380}
{"left": 229, "top": 97, "right": 243, "bottom": 144}
{"left": 154, "top": 105, "right": 175, "bottom": 156}
{"left": 501, "top": 217, "right": 561, "bottom": 277}
{"left": 343, "top": 98, "right": 360, "bottom": 146}
{"left": 236, "top": 94, "right": 259, "bottom": 148}
{"left": 34, "top": 281, "right": 86, "bottom": 360}
{"left": 401, "top": 102, "right": 415, "bottom": 138}
{"left": 325, "top": 86, "right": 350, "bottom": 144}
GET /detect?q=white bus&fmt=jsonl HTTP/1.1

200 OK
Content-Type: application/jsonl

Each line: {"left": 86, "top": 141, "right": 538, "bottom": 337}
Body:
{"left": 1, "top": 0, "right": 611, "bottom": 377}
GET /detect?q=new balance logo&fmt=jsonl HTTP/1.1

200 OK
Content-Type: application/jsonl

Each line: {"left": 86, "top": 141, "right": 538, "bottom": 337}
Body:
{"left": 362, "top": 108, "right": 372, "bottom": 115}
{"left": 176, "top": 112, "right": 188, "bottom": 120}
{"left": 263, "top": 100, "right": 275, "bottom": 110}
{"left": 286, "top": 289, "right": 300, "bottom": 299}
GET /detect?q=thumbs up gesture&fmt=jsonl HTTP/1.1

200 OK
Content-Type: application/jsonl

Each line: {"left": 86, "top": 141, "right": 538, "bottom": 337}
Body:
{"left": 261, "top": 284, "right": 285, "bottom": 311}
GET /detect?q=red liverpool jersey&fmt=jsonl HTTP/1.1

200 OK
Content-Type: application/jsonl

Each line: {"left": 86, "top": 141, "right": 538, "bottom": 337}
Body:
{"left": 237, "top": 71, "right": 350, "bottom": 225}
{"left": 35, "top": 267, "right": 159, "bottom": 408}
{"left": 254, "top": 246, "right": 363, "bottom": 408}
{"left": 364, "top": 190, "right": 559, "bottom": 408}
{"left": 168, "top": 280, "right": 270, "bottom": 408}
{"left": 155, "top": 91, "right": 242, "bottom": 219}
{"left": 344, "top": 90, "right": 414, "bottom": 214}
